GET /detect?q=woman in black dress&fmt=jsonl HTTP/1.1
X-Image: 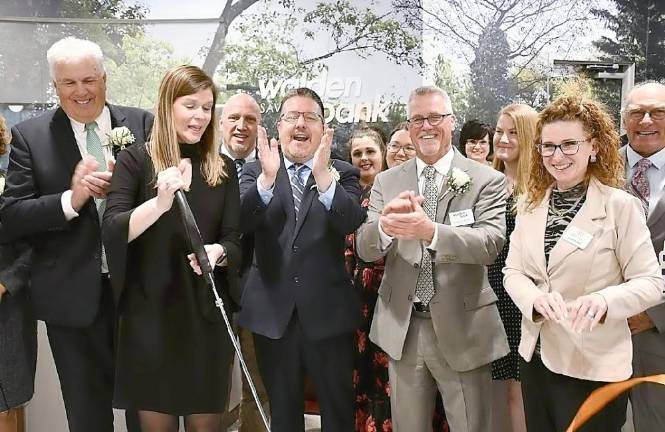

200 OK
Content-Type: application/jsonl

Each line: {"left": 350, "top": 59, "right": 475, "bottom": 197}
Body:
{"left": 104, "top": 65, "right": 240, "bottom": 432}
{"left": 488, "top": 103, "right": 538, "bottom": 432}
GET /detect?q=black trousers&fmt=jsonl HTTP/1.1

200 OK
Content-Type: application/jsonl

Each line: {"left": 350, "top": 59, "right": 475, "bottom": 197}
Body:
{"left": 46, "top": 277, "right": 140, "bottom": 432}
{"left": 254, "top": 311, "right": 354, "bottom": 432}
{"left": 521, "top": 356, "right": 627, "bottom": 432}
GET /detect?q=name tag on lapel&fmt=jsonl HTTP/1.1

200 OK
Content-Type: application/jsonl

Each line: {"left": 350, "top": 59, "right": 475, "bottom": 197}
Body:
{"left": 562, "top": 226, "right": 593, "bottom": 249}
{"left": 449, "top": 209, "right": 474, "bottom": 227}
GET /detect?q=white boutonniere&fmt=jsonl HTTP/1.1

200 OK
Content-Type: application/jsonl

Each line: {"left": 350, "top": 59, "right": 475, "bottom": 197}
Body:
{"left": 106, "top": 126, "right": 135, "bottom": 150}
{"left": 328, "top": 163, "right": 340, "bottom": 182}
{"left": 446, "top": 167, "right": 472, "bottom": 196}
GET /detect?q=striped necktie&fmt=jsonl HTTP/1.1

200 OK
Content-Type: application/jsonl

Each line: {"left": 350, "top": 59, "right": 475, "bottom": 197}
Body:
{"left": 290, "top": 163, "right": 305, "bottom": 221}
{"left": 84, "top": 121, "right": 106, "bottom": 218}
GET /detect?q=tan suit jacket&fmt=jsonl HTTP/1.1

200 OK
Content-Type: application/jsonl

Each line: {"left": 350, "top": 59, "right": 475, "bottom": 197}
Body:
{"left": 357, "top": 151, "right": 509, "bottom": 372}
{"left": 504, "top": 178, "right": 664, "bottom": 382}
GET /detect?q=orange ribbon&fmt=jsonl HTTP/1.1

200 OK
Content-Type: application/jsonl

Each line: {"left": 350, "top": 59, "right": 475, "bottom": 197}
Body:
{"left": 567, "top": 374, "right": 665, "bottom": 431}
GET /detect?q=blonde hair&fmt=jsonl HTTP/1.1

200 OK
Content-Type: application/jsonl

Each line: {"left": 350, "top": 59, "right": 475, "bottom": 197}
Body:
{"left": 525, "top": 95, "right": 624, "bottom": 209}
{"left": 149, "top": 65, "right": 226, "bottom": 186}
{"left": 0, "top": 113, "right": 9, "bottom": 155}
{"left": 492, "top": 103, "right": 538, "bottom": 198}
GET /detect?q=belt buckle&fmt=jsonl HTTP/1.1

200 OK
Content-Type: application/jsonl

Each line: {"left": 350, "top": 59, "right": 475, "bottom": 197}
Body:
{"left": 413, "top": 301, "right": 430, "bottom": 313}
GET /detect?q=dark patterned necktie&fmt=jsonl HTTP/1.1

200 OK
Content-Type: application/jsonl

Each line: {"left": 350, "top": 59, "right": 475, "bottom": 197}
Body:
{"left": 631, "top": 158, "right": 652, "bottom": 214}
{"left": 290, "top": 163, "right": 305, "bottom": 221}
{"left": 234, "top": 158, "right": 245, "bottom": 176}
{"left": 415, "top": 165, "right": 438, "bottom": 305}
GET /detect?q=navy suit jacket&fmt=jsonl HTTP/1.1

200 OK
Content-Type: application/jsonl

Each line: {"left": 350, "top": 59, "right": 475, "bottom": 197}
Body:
{"left": 1, "top": 104, "right": 153, "bottom": 327}
{"left": 237, "top": 158, "right": 366, "bottom": 341}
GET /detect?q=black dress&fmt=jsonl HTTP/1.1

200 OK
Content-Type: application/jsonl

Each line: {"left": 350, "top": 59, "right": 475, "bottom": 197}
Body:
{"left": 103, "top": 143, "right": 240, "bottom": 415}
{"left": 488, "top": 194, "right": 521, "bottom": 380}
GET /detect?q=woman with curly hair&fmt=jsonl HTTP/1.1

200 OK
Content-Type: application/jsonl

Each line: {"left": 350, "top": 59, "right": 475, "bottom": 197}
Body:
{"left": 504, "top": 95, "right": 665, "bottom": 431}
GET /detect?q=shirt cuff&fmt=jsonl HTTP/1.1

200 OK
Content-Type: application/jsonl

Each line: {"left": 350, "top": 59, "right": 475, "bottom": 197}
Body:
{"left": 256, "top": 174, "right": 275, "bottom": 205}
{"left": 425, "top": 224, "right": 439, "bottom": 250}
{"left": 378, "top": 219, "right": 394, "bottom": 250}
{"left": 61, "top": 190, "right": 79, "bottom": 221}
{"left": 317, "top": 180, "right": 336, "bottom": 211}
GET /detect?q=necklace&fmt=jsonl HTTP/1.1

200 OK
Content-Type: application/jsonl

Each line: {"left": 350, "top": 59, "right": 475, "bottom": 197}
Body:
{"left": 549, "top": 187, "right": 585, "bottom": 217}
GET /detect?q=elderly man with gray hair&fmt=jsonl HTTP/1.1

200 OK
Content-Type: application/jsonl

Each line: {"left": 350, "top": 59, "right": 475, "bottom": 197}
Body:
{"left": 356, "top": 85, "right": 508, "bottom": 431}
{"left": 0, "top": 37, "right": 152, "bottom": 431}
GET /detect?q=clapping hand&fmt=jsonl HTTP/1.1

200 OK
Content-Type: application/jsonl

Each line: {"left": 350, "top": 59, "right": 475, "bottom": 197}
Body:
{"left": 70, "top": 156, "right": 99, "bottom": 211}
{"left": 256, "top": 126, "right": 280, "bottom": 189}
{"left": 312, "top": 128, "right": 334, "bottom": 192}
{"left": 380, "top": 192, "right": 434, "bottom": 241}
{"left": 82, "top": 159, "right": 115, "bottom": 199}
{"left": 188, "top": 243, "right": 226, "bottom": 275}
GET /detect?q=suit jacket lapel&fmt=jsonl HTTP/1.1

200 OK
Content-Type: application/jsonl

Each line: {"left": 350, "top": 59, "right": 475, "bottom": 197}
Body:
{"left": 436, "top": 150, "right": 468, "bottom": 221}
{"left": 547, "top": 179, "right": 605, "bottom": 273}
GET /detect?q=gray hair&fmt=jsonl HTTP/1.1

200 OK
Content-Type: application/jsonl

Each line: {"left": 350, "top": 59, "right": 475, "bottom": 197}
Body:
{"left": 407, "top": 86, "right": 453, "bottom": 117}
{"left": 46, "top": 37, "right": 105, "bottom": 80}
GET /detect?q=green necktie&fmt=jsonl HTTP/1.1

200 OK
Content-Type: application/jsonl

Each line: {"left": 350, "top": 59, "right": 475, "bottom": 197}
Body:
{"left": 84, "top": 121, "right": 106, "bottom": 218}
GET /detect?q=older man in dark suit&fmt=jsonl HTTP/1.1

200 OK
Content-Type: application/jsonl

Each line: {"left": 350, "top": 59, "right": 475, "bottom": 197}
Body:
{"left": 0, "top": 37, "right": 152, "bottom": 432}
{"left": 238, "top": 87, "right": 366, "bottom": 431}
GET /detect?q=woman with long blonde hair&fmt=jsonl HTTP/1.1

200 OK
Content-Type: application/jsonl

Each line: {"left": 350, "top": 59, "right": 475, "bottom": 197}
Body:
{"left": 104, "top": 65, "right": 240, "bottom": 432}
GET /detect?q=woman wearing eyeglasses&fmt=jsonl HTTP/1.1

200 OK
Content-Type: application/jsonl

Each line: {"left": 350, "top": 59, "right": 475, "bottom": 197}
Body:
{"left": 504, "top": 95, "right": 665, "bottom": 432}
{"left": 385, "top": 122, "right": 416, "bottom": 168}
{"left": 459, "top": 119, "right": 493, "bottom": 164}
{"left": 488, "top": 104, "right": 537, "bottom": 432}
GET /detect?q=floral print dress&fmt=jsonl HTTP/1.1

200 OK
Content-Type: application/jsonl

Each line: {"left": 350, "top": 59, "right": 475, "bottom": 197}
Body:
{"left": 346, "top": 185, "right": 449, "bottom": 432}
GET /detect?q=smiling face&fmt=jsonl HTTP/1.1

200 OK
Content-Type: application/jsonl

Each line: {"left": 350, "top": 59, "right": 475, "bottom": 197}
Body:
{"left": 53, "top": 56, "right": 107, "bottom": 123}
{"left": 220, "top": 94, "right": 260, "bottom": 159}
{"left": 493, "top": 114, "right": 520, "bottom": 164}
{"left": 624, "top": 83, "right": 665, "bottom": 157}
{"left": 386, "top": 129, "right": 415, "bottom": 168}
{"left": 408, "top": 93, "right": 455, "bottom": 164}
{"left": 465, "top": 133, "right": 490, "bottom": 163}
{"left": 278, "top": 95, "right": 325, "bottom": 163}
{"left": 541, "top": 120, "right": 597, "bottom": 190}
{"left": 351, "top": 136, "right": 383, "bottom": 186}
{"left": 173, "top": 88, "right": 214, "bottom": 144}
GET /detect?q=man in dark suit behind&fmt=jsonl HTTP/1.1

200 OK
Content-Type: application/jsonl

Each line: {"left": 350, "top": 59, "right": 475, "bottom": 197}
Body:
{"left": 238, "top": 87, "right": 366, "bottom": 431}
{"left": 0, "top": 37, "right": 152, "bottom": 432}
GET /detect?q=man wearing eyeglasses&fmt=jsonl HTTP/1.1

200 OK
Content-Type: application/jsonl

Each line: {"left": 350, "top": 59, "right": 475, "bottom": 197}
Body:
{"left": 237, "top": 87, "right": 366, "bottom": 431}
{"left": 621, "top": 82, "right": 665, "bottom": 432}
{"left": 357, "top": 86, "right": 508, "bottom": 431}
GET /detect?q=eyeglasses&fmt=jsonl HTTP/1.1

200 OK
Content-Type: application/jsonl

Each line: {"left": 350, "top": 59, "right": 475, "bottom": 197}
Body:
{"left": 406, "top": 113, "right": 452, "bottom": 128}
{"left": 465, "top": 139, "right": 489, "bottom": 147}
{"left": 387, "top": 142, "right": 417, "bottom": 154}
{"left": 536, "top": 139, "right": 589, "bottom": 157}
{"left": 280, "top": 111, "right": 323, "bottom": 124}
{"left": 626, "top": 108, "right": 665, "bottom": 121}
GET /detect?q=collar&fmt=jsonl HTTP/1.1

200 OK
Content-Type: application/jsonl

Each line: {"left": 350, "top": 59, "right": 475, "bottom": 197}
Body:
{"left": 415, "top": 145, "right": 454, "bottom": 178}
{"left": 284, "top": 156, "right": 313, "bottom": 171}
{"left": 220, "top": 141, "right": 257, "bottom": 163}
{"left": 627, "top": 144, "right": 665, "bottom": 170}
{"left": 68, "top": 105, "right": 111, "bottom": 135}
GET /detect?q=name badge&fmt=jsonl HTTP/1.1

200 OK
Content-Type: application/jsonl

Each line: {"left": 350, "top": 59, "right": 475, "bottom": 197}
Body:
{"left": 562, "top": 226, "right": 593, "bottom": 249}
{"left": 449, "top": 209, "right": 475, "bottom": 227}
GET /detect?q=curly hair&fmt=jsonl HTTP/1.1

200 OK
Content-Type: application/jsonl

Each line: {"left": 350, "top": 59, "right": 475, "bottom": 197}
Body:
{"left": 0, "top": 113, "right": 9, "bottom": 156}
{"left": 525, "top": 95, "right": 624, "bottom": 209}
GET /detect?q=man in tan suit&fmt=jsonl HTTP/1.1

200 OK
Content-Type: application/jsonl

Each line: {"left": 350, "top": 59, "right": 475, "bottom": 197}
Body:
{"left": 356, "top": 86, "right": 509, "bottom": 432}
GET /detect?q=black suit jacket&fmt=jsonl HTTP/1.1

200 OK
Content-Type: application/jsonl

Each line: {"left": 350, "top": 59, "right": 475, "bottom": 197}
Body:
{"left": 0, "top": 104, "right": 153, "bottom": 327}
{"left": 237, "top": 158, "right": 366, "bottom": 341}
